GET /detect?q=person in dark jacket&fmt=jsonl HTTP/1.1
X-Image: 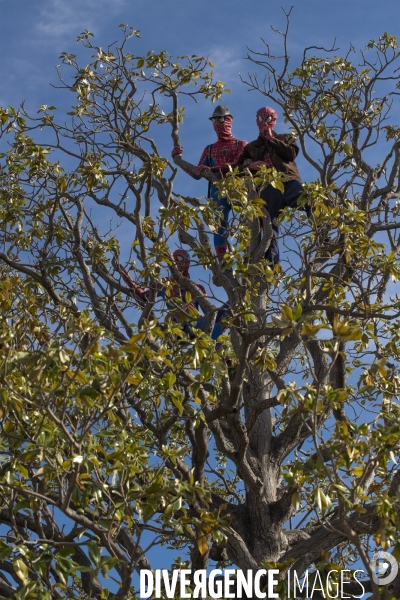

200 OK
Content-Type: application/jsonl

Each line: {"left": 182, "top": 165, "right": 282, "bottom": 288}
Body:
{"left": 235, "top": 106, "right": 305, "bottom": 265}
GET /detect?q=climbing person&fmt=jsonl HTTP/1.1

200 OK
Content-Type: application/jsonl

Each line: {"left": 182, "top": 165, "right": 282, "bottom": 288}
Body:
{"left": 114, "top": 249, "right": 228, "bottom": 342}
{"left": 235, "top": 106, "right": 307, "bottom": 265}
{"left": 172, "top": 106, "right": 247, "bottom": 262}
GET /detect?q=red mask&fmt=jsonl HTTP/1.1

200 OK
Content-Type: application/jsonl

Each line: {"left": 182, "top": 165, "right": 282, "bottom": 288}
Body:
{"left": 213, "top": 115, "right": 233, "bottom": 142}
{"left": 173, "top": 249, "right": 190, "bottom": 277}
{"left": 256, "top": 107, "right": 277, "bottom": 140}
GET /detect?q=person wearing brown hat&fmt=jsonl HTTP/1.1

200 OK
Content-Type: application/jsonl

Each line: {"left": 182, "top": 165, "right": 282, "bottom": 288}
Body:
{"left": 172, "top": 106, "right": 247, "bottom": 262}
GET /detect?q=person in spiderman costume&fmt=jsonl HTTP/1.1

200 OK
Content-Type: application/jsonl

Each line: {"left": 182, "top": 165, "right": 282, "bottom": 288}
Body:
{"left": 172, "top": 106, "right": 247, "bottom": 262}
{"left": 235, "top": 106, "right": 308, "bottom": 265}
{"left": 115, "top": 249, "right": 228, "bottom": 342}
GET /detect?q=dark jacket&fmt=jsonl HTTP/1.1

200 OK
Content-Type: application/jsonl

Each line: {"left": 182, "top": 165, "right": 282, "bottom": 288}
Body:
{"left": 235, "top": 132, "right": 301, "bottom": 181}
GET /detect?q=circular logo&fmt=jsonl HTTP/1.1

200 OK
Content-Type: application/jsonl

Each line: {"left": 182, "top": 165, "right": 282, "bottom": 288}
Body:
{"left": 371, "top": 551, "right": 398, "bottom": 586}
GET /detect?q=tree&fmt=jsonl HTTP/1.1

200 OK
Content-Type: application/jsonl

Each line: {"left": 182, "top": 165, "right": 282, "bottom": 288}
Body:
{"left": 0, "top": 16, "right": 400, "bottom": 600}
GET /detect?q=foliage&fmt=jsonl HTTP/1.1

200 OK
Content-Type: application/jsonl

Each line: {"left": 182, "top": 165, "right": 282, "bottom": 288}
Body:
{"left": 0, "top": 17, "right": 400, "bottom": 600}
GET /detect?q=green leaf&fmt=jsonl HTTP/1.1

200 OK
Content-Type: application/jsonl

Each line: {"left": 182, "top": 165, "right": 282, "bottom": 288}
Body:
{"left": 271, "top": 180, "right": 284, "bottom": 193}
{"left": 87, "top": 541, "right": 101, "bottom": 567}
{"left": 197, "top": 532, "right": 208, "bottom": 556}
{"left": 143, "top": 502, "right": 156, "bottom": 523}
{"left": 13, "top": 558, "right": 28, "bottom": 583}
{"left": 170, "top": 391, "right": 184, "bottom": 415}
{"left": 291, "top": 490, "right": 301, "bottom": 510}
{"left": 3, "top": 420, "right": 13, "bottom": 433}
{"left": 0, "top": 540, "right": 12, "bottom": 560}
{"left": 16, "top": 462, "right": 29, "bottom": 478}
{"left": 292, "top": 304, "right": 303, "bottom": 321}
{"left": 163, "top": 372, "right": 176, "bottom": 390}
{"left": 313, "top": 488, "right": 332, "bottom": 514}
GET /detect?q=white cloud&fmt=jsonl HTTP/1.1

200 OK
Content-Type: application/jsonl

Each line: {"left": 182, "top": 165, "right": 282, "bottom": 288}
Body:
{"left": 35, "top": 0, "right": 128, "bottom": 41}
{"left": 207, "top": 46, "right": 242, "bottom": 85}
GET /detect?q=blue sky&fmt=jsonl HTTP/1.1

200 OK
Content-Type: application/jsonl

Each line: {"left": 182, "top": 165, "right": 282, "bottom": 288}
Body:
{"left": 1, "top": 0, "right": 399, "bottom": 195}
{"left": 0, "top": 0, "right": 399, "bottom": 581}
{"left": 2, "top": 0, "right": 398, "bottom": 272}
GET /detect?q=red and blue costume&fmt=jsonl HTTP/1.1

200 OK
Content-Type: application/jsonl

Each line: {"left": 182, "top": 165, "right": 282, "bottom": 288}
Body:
{"left": 116, "top": 249, "right": 227, "bottom": 342}
{"left": 173, "top": 110, "right": 246, "bottom": 262}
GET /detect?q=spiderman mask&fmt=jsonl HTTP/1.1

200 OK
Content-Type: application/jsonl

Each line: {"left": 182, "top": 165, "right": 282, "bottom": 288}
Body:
{"left": 256, "top": 107, "right": 277, "bottom": 140}
{"left": 173, "top": 249, "right": 190, "bottom": 277}
{"left": 213, "top": 115, "right": 233, "bottom": 142}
